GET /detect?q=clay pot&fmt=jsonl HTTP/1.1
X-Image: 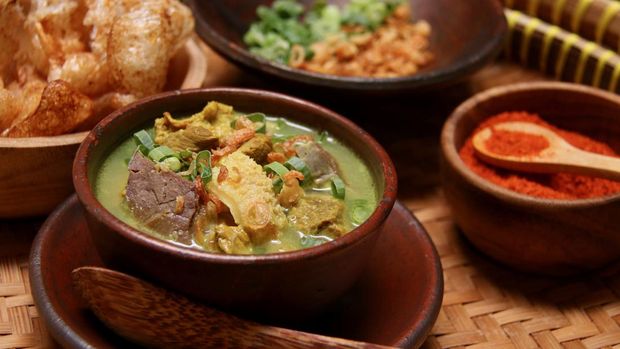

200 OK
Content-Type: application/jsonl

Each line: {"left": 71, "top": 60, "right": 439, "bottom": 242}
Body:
{"left": 73, "top": 88, "right": 397, "bottom": 319}
{"left": 441, "top": 82, "right": 620, "bottom": 275}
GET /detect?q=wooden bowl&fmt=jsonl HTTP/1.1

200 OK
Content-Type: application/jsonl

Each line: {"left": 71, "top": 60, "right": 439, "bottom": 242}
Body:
{"left": 0, "top": 38, "right": 207, "bottom": 218}
{"left": 188, "top": 0, "right": 507, "bottom": 93}
{"left": 31, "top": 197, "right": 440, "bottom": 348}
{"left": 72, "top": 88, "right": 398, "bottom": 320}
{"left": 440, "top": 82, "right": 620, "bottom": 275}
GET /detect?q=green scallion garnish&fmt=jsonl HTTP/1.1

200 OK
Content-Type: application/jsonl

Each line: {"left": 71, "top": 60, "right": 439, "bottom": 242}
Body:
{"left": 351, "top": 199, "right": 372, "bottom": 224}
{"left": 264, "top": 161, "right": 290, "bottom": 178}
{"left": 148, "top": 146, "right": 177, "bottom": 163}
{"left": 161, "top": 157, "right": 182, "bottom": 172}
{"left": 284, "top": 156, "right": 311, "bottom": 183}
{"left": 318, "top": 131, "right": 329, "bottom": 143}
{"left": 192, "top": 150, "right": 212, "bottom": 185}
{"left": 179, "top": 150, "right": 193, "bottom": 159}
{"left": 264, "top": 161, "right": 290, "bottom": 193}
{"left": 135, "top": 145, "right": 149, "bottom": 157}
{"left": 300, "top": 234, "right": 331, "bottom": 248}
{"left": 246, "top": 112, "right": 267, "bottom": 133}
{"left": 330, "top": 176, "right": 345, "bottom": 199}
{"left": 133, "top": 130, "right": 155, "bottom": 154}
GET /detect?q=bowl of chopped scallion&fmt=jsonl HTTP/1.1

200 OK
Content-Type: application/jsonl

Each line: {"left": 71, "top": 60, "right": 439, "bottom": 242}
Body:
{"left": 189, "top": 0, "right": 507, "bottom": 92}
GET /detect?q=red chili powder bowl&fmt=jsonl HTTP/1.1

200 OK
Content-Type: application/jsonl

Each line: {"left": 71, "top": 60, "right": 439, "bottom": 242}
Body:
{"left": 441, "top": 82, "right": 620, "bottom": 275}
{"left": 459, "top": 111, "right": 620, "bottom": 200}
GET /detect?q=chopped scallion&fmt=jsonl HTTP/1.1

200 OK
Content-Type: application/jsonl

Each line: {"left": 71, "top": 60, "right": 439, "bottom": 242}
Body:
{"left": 330, "top": 176, "right": 345, "bottom": 199}
{"left": 264, "top": 162, "right": 290, "bottom": 178}
{"left": 300, "top": 234, "right": 330, "bottom": 249}
{"left": 133, "top": 130, "right": 155, "bottom": 153}
{"left": 272, "top": 177, "right": 283, "bottom": 193}
{"left": 179, "top": 150, "right": 193, "bottom": 159}
{"left": 300, "top": 235, "right": 319, "bottom": 248}
{"left": 135, "top": 145, "right": 149, "bottom": 156}
{"left": 246, "top": 112, "right": 267, "bottom": 133}
{"left": 318, "top": 131, "right": 329, "bottom": 143}
{"left": 161, "top": 157, "right": 182, "bottom": 172}
{"left": 351, "top": 199, "right": 372, "bottom": 224}
{"left": 191, "top": 150, "right": 212, "bottom": 185}
{"left": 265, "top": 161, "right": 290, "bottom": 193}
{"left": 148, "top": 146, "right": 177, "bottom": 162}
{"left": 284, "top": 156, "right": 311, "bottom": 183}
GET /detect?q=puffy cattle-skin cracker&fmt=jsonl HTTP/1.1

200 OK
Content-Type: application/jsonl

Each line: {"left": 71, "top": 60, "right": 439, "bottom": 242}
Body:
{"left": 48, "top": 52, "right": 111, "bottom": 97}
{"left": 108, "top": 4, "right": 173, "bottom": 97}
{"left": 2, "top": 79, "right": 47, "bottom": 135}
{"left": 1, "top": 0, "right": 194, "bottom": 138}
{"left": 0, "top": 2, "right": 22, "bottom": 77}
{"left": 0, "top": 88, "right": 21, "bottom": 132}
{"left": 107, "top": 0, "right": 193, "bottom": 97}
{"left": 6, "top": 80, "right": 92, "bottom": 137}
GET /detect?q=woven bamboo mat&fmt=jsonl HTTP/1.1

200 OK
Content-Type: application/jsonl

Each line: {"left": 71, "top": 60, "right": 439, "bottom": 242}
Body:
{"left": 415, "top": 192, "right": 620, "bottom": 349}
{"left": 1, "top": 190, "right": 619, "bottom": 349}
{"left": 0, "top": 255, "right": 52, "bottom": 349}
{"left": 0, "top": 222, "right": 53, "bottom": 349}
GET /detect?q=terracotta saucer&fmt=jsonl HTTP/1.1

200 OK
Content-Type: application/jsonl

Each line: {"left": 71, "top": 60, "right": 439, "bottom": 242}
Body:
{"left": 30, "top": 196, "right": 443, "bottom": 348}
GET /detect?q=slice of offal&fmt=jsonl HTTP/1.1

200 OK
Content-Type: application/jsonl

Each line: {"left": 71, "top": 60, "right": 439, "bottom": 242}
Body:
{"left": 208, "top": 152, "right": 286, "bottom": 243}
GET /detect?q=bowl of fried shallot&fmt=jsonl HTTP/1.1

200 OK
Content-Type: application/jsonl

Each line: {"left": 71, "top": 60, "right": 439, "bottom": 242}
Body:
{"left": 0, "top": 0, "right": 207, "bottom": 218}
{"left": 189, "top": 0, "right": 507, "bottom": 93}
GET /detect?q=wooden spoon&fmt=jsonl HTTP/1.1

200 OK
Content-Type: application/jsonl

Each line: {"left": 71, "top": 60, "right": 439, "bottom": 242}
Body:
{"left": 72, "top": 267, "right": 394, "bottom": 349}
{"left": 472, "top": 121, "right": 620, "bottom": 181}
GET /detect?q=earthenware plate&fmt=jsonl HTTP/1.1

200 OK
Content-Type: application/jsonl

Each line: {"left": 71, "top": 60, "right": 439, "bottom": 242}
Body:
{"left": 30, "top": 196, "right": 443, "bottom": 348}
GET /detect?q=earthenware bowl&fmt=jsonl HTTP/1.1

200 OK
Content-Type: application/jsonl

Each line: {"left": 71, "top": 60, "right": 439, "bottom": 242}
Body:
{"left": 441, "top": 82, "right": 620, "bottom": 275}
{"left": 188, "top": 0, "right": 507, "bottom": 93}
{"left": 0, "top": 38, "right": 207, "bottom": 218}
{"left": 73, "top": 88, "right": 398, "bottom": 320}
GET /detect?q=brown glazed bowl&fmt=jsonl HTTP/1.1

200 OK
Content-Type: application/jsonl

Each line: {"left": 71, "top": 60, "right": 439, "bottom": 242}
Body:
{"left": 188, "top": 0, "right": 507, "bottom": 93}
{"left": 73, "top": 88, "right": 397, "bottom": 320}
{"left": 441, "top": 82, "right": 620, "bottom": 275}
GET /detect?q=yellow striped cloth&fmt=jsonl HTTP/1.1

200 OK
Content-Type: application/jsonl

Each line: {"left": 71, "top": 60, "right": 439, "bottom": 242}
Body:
{"left": 503, "top": 0, "right": 620, "bottom": 51}
{"left": 504, "top": 8, "right": 620, "bottom": 93}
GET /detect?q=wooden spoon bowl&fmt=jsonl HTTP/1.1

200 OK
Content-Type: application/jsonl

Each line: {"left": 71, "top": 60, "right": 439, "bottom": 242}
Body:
{"left": 440, "top": 82, "right": 620, "bottom": 275}
{"left": 0, "top": 38, "right": 207, "bottom": 218}
{"left": 472, "top": 121, "right": 620, "bottom": 181}
{"left": 188, "top": 0, "right": 507, "bottom": 93}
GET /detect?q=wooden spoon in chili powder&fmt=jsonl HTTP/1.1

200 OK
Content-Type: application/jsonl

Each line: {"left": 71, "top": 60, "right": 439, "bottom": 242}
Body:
{"left": 472, "top": 121, "right": 620, "bottom": 181}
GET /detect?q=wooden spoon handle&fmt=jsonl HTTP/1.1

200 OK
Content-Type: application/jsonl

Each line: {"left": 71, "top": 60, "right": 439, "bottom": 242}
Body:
{"left": 561, "top": 149, "right": 620, "bottom": 182}
{"left": 72, "top": 267, "right": 394, "bottom": 349}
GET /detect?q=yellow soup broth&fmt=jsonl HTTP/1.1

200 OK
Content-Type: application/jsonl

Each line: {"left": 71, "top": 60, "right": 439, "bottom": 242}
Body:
{"left": 95, "top": 116, "right": 377, "bottom": 254}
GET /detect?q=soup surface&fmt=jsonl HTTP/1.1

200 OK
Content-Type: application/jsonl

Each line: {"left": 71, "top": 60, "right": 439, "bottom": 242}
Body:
{"left": 95, "top": 102, "right": 377, "bottom": 254}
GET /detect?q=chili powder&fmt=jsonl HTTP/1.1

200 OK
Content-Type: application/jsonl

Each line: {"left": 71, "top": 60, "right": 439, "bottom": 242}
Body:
{"left": 459, "top": 111, "right": 620, "bottom": 200}
{"left": 485, "top": 129, "right": 550, "bottom": 157}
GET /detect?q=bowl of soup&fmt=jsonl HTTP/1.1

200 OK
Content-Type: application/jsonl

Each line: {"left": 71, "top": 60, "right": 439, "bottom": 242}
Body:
{"left": 73, "top": 88, "right": 397, "bottom": 319}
